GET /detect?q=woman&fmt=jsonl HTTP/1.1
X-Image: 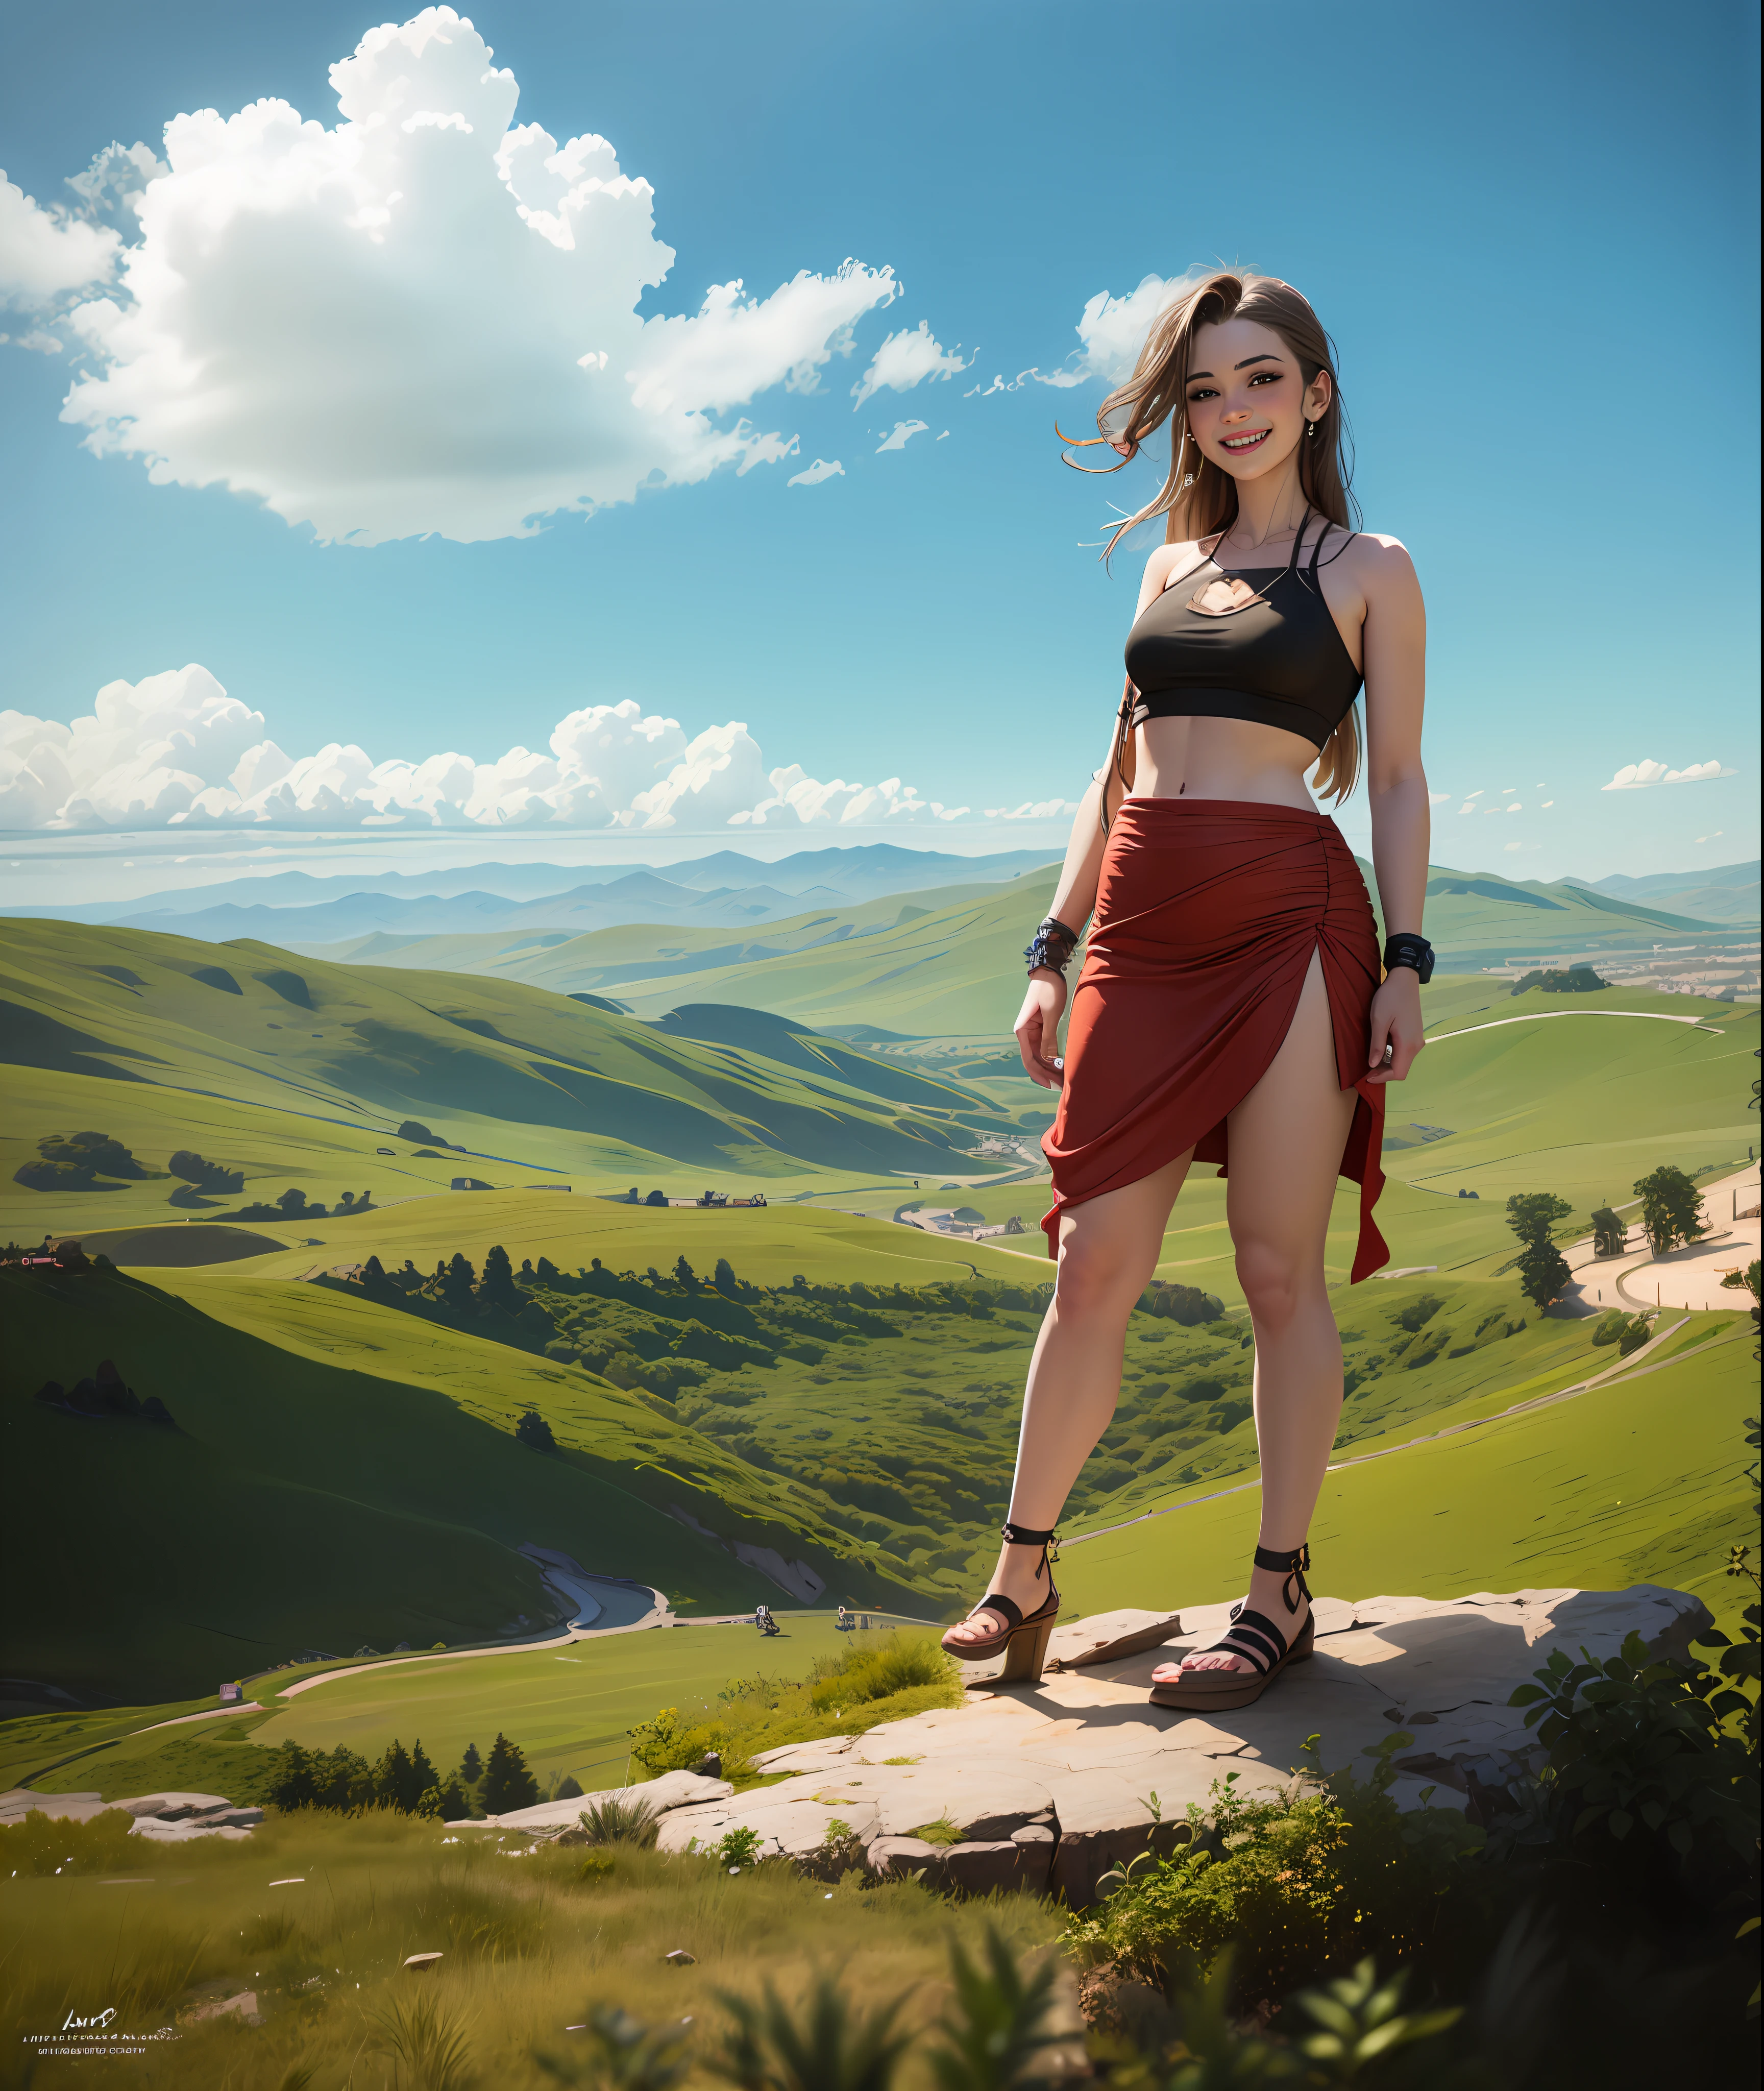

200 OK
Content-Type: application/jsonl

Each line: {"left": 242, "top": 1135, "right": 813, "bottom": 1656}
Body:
{"left": 942, "top": 272, "right": 1430, "bottom": 1711}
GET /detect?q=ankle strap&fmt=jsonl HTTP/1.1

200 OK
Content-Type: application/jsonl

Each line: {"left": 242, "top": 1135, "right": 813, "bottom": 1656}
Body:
{"left": 1001, "top": 1521, "right": 1057, "bottom": 1584}
{"left": 1253, "top": 1541, "right": 1312, "bottom": 1615}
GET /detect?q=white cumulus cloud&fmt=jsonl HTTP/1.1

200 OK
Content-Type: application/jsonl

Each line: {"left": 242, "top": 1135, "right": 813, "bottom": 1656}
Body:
{"left": 850, "top": 320, "right": 969, "bottom": 408}
{"left": 1601, "top": 758, "right": 1737, "bottom": 790}
{"left": 787, "top": 457, "right": 844, "bottom": 488}
{"left": 54, "top": 7, "right": 900, "bottom": 545}
{"left": 0, "top": 173, "right": 121, "bottom": 307}
{"left": 875, "top": 420, "right": 929, "bottom": 452}
{"left": 0, "top": 666, "right": 978, "bottom": 833}
{"left": 1034, "top": 273, "right": 1179, "bottom": 391}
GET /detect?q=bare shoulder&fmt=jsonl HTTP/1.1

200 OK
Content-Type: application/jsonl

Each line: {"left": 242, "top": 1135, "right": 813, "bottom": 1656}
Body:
{"left": 1344, "top": 528, "right": 1417, "bottom": 577}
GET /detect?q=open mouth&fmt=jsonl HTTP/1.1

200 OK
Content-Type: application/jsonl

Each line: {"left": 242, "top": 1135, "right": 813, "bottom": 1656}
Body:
{"left": 1220, "top": 428, "right": 1271, "bottom": 453}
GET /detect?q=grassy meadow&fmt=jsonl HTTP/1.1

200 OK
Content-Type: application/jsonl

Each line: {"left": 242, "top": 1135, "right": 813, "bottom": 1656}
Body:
{"left": 1, "top": 885, "right": 1756, "bottom": 1788}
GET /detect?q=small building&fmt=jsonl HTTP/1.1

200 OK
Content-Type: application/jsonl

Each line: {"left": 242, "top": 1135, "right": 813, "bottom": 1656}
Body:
{"left": 451, "top": 1177, "right": 492, "bottom": 1191}
{"left": 218, "top": 1681, "right": 243, "bottom": 1704}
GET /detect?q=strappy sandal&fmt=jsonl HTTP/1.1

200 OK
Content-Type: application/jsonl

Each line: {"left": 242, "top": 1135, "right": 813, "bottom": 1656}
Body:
{"left": 940, "top": 1522, "right": 1061, "bottom": 1684}
{"left": 1148, "top": 1542, "right": 1315, "bottom": 1712}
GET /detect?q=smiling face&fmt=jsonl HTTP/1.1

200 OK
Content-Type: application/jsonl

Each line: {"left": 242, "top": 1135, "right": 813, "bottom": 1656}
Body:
{"left": 1183, "top": 315, "right": 1332, "bottom": 486}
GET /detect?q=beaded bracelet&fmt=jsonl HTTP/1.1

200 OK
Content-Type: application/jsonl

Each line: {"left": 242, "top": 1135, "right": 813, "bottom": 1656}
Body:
{"left": 1024, "top": 916, "right": 1080, "bottom": 976}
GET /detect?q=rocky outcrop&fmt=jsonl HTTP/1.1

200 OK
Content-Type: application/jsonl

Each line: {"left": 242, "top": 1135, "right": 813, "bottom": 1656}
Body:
{"left": 652, "top": 1584, "right": 1710, "bottom": 1907}
{"left": 0, "top": 1788, "right": 262, "bottom": 1839}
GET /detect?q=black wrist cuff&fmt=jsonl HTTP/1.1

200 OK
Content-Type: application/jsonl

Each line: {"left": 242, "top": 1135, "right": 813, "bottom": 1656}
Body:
{"left": 1024, "top": 915, "right": 1079, "bottom": 976}
{"left": 1383, "top": 934, "right": 1435, "bottom": 985}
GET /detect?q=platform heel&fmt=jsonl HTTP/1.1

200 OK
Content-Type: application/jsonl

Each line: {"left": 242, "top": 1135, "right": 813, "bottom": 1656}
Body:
{"left": 941, "top": 1522, "right": 1061, "bottom": 1685}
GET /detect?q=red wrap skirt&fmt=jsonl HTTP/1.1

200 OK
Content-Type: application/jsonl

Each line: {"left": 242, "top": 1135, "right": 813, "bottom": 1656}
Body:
{"left": 1041, "top": 797, "right": 1389, "bottom": 1282}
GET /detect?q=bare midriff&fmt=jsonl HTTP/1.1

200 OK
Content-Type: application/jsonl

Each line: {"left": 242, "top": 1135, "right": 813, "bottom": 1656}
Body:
{"left": 1128, "top": 714, "right": 1324, "bottom": 812}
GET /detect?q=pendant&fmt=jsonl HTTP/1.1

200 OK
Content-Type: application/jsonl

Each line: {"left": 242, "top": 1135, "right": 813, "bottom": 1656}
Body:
{"left": 1188, "top": 575, "right": 1262, "bottom": 617}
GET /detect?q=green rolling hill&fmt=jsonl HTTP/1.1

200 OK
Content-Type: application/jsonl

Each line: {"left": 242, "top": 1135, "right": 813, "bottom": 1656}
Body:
{"left": 0, "top": 897, "right": 1754, "bottom": 1713}
{"left": 0, "top": 920, "right": 1019, "bottom": 1233}
{"left": 296, "top": 858, "right": 1736, "bottom": 1032}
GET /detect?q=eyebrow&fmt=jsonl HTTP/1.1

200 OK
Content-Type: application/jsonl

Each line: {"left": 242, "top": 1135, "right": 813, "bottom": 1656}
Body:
{"left": 1185, "top": 355, "right": 1284, "bottom": 380}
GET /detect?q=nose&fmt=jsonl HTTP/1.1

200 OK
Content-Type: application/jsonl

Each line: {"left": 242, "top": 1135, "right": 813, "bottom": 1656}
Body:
{"left": 1222, "top": 404, "right": 1253, "bottom": 424}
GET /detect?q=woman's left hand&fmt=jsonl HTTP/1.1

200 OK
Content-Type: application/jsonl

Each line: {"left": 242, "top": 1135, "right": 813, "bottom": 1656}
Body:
{"left": 1364, "top": 967, "right": 1425, "bottom": 1083}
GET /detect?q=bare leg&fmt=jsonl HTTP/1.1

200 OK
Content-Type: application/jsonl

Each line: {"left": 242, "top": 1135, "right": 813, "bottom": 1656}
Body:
{"left": 1153, "top": 948, "right": 1356, "bottom": 1681}
{"left": 945, "top": 1147, "right": 1193, "bottom": 1645}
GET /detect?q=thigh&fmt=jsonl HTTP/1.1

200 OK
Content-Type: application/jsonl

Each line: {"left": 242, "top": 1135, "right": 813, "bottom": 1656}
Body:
{"left": 1056, "top": 1146, "right": 1195, "bottom": 1305}
{"left": 1225, "top": 947, "right": 1357, "bottom": 1258}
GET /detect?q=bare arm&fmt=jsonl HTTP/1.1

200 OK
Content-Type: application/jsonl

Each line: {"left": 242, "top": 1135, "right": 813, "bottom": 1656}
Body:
{"left": 1014, "top": 547, "right": 1175, "bottom": 1086}
{"left": 1357, "top": 537, "right": 1429, "bottom": 1084}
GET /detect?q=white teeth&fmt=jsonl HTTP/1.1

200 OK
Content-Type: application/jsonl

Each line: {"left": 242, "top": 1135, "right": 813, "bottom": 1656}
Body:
{"left": 1223, "top": 431, "right": 1267, "bottom": 449}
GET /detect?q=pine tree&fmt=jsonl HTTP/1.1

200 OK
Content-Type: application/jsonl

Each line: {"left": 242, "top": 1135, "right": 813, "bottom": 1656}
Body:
{"left": 480, "top": 1731, "right": 538, "bottom": 1814}
{"left": 713, "top": 1257, "right": 738, "bottom": 1294}
{"left": 460, "top": 1741, "right": 483, "bottom": 1784}
{"left": 409, "top": 1739, "right": 439, "bottom": 1804}
{"left": 481, "top": 1244, "right": 519, "bottom": 1309}
{"left": 442, "top": 1252, "right": 476, "bottom": 1307}
{"left": 375, "top": 1738, "right": 418, "bottom": 1811}
{"left": 675, "top": 1254, "right": 698, "bottom": 1291}
{"left": 267, "top": 1741, "right": 316, "bottom": 1811}
{"left": 435, "top": 1774, "right": 472, "bottom": 1821}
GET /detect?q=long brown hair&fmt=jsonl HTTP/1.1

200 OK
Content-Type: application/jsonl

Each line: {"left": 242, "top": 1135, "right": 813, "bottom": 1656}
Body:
{"left": 1065, "top": 270, "right": 1363, "bottom": 804}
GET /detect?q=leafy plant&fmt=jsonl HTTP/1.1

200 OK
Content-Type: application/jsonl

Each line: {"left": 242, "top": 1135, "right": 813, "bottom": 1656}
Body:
{"left": 1064, "top": 1739, "right": 1484, "bottom": 2013}
{"left": 927, "top": 1926, "right": 1065, "bottom": 2091}
{"left": 717, "top": 1824, "right": 766, "bottom": 1869}
{"left": 577, "top": 1793, "right": 659, "bottom": 1846}
{"left": 1507, "top": 1626, "right": 1759, "bottom": 1866}
{"left": 709, "top": 1974, "right": 912, "bottom": 2091}
{"left": 534, "top": 2005, "right": 691, "bottom": 2089}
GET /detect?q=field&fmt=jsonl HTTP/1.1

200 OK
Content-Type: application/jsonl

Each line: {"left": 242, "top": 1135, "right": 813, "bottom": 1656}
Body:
{"left": 1, "top": 893, "right": 1756, "bottom": 1734}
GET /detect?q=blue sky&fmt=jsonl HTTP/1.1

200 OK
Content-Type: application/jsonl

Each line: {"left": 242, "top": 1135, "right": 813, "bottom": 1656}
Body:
{"left": 1, "top": 0, "right": 1757, "bottom": 891}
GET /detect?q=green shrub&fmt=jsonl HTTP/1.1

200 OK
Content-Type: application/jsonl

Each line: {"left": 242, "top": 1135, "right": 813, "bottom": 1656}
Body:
{"left": 1504, "top": 1625, "right": 1759, "bottom": 1870}
{"left": 1063, "top": 1736, "right": 1485, "bottom": 2011}
{"left": 577, "top": 1793, "right": 659, "bottom": 1846}
{"left": 808, "top": 1632, "right": 957, "bottom": 1711}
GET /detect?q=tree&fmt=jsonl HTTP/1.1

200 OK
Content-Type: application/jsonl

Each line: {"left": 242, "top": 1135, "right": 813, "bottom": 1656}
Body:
{"left": 435, "top": 1774, "right": 472, "bottom": 1821}
{"left": 675, "top": 1254, "right": 699, "bottom": 1292}
{"left": 713, "top": 1258, "right": 738, "bottom": 1294}
{"left": 1515, "top": 1239, "right": 1573, "bottom": 1311}
{"left": 1633, "top": 1165, "right": 1706, "bottom": 1257}
{"left": 481, "top": 1243, "right": 519, "bottom": 1310}
{"left": 168, "top": 1149, "right": 244, "bottom": 1194}
{"left": 1591, "top": 1207, "right": 1626, "bottom": 1258}
{"left": 441, "top": 1252, "right": 476, "bottom": 1308}
{"left": 409, "top": 1739, "right": 439, "bottom": 1805}
{"left": 1505, "top": 1192, "right": 1574, "bottom": 1311}
{"left": 480, "top": 1731, "right": 538, "bottom": 1814}
{"left": 397, "top": 1120, "right": 440, "bottom": 1145}
{"left": 267, "top": 1741, "right": 317, "bottom": 1811}
{"left": 515, "top": 1409, "right": 557, "bottom": 1451}
{"left": 275, "top": 1187, "right": 309, "bottom": 1213}
{"left": 375, "top": 1739, "right": 419, "bottom": 1811}
{"left": 459, "top": 1742, "right": 483, "bottom": 1785}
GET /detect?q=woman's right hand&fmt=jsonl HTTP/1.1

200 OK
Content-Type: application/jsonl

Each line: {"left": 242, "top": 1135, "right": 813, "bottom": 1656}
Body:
{"left": 1015, "top": 969, "right": 1068, "bottom": 1087}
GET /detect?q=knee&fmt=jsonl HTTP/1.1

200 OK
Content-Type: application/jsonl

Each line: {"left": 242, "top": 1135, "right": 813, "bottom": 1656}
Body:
{"left": 1055, "top": 1238, "right": 1142, "bottom": 1321}
{"left": 1235, "top": 1241, "right": 1308, "bottom": 1331}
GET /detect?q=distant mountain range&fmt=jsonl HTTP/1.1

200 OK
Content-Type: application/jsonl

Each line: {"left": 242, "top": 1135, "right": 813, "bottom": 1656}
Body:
{"left": 1563, "top": 860, "right": 1759, "bottom": 924}
{"left": 6, "top": 844, "right": 1056, "bottom": 947}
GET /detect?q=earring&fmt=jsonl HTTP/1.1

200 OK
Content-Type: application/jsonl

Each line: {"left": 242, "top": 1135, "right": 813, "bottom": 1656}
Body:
{"left": 1306, "top": 421, "right": 1316, "bottom": 439}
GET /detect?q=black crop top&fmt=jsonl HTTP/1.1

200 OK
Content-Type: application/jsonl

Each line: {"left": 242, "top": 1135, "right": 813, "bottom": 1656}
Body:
{"left": 1123, "top": 508, "right": 1362, "bottom": 749}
